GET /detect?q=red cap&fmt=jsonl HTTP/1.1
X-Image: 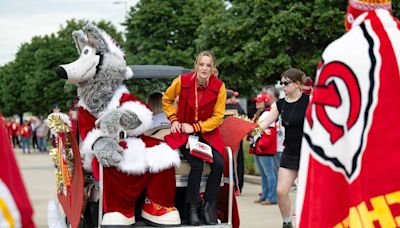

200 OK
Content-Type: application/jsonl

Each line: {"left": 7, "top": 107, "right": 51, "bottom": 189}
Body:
{"left": 304, "top": 81, "right": 313, "bottom": 87}
{"left": 252, "top": 93, "right": 270, "bottom": 103}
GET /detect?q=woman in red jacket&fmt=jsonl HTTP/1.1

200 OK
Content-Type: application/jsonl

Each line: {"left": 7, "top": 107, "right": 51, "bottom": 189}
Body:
{"left": 163, "top": 51, "right": 226, "bottom": 226}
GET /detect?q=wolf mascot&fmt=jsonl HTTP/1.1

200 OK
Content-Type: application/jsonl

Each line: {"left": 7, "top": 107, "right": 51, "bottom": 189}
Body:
{"left": 55, "top": 24, "right": 181, "bottom": 226}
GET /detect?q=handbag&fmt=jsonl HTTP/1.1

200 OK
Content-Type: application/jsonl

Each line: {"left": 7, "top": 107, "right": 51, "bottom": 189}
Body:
{"left": 188, "top": 135, "right": 214, "bottom": 163}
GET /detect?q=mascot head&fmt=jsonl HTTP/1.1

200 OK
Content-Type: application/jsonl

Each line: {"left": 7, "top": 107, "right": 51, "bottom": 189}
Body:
{"left": 56, "top": 23, "right": 133, "bottom": 84}
{"left": 345, "top": 0, "right": 392, "bottom": 31}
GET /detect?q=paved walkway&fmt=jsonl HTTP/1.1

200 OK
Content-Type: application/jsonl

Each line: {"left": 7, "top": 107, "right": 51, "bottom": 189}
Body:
{"left": 14, "top": 148, "right": 297, "bottom": 227}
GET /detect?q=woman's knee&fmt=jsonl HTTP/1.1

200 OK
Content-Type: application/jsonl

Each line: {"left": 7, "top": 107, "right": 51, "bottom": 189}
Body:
{"left": 276, "top": 183, "right": 289, "bottom": 199}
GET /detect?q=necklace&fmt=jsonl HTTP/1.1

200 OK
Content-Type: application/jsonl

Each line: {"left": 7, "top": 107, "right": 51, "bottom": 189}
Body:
{"left": 281, "top": 95, "right": 301, "bottom": 127}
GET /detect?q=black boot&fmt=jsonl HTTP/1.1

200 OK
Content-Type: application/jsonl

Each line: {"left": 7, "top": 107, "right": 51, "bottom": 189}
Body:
{"left": 201, "top": 201, "right": 218, "bottom": 225}
{"left": 186, "top": 204, "right": 201, "bottom": 226}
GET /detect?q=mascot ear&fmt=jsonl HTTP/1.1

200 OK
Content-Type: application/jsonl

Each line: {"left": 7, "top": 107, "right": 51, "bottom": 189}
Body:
{"left": 83, "top": 23, "right": 125, "bottom": 58}
{"left": 84, "top": 23, "right": 110, "bottom": 53}
{"left": 72, "top": 30, "right": 88, "bottom": 55}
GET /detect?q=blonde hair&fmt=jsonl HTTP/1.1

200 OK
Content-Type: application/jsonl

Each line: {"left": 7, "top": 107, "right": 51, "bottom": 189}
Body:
{"left": 147, "top": 92, "right": 164, "bottom": 114}
{"left": 194, "top": 51, "right": 219, "bottom": 76}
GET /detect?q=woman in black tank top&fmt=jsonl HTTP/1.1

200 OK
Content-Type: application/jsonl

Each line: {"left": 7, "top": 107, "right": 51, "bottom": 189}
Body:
{"left": 259, "top": 68, "right": 309, "bottom": 228}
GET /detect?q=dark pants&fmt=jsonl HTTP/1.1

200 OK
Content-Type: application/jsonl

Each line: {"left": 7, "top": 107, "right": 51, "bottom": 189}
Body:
{"left": 236, "top": 142, "right": 244, "bottom": 191}
{"left": 32, "top": 131, "right": 37, "bottom": 149}
{"left": 180, "top": 140, "right": 224, "bottom": 205}
{"left": 12, "top": 135, "right": 20, "bottom": 148}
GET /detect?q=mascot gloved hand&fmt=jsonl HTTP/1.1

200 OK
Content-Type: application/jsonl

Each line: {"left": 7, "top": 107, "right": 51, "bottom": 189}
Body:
{"left": 95, "top": 109, "right": 142, "bottom": 135}
{"left": 55, "top": 23, "right": 181, "bottom": 226}
{"left": 93, "top": 137, "right": 123, "bottom": 167}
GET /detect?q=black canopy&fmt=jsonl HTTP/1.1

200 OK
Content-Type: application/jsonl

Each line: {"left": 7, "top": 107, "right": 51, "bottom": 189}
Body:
{"left": 128, "top": 65, "right": 192, "bottom": 79}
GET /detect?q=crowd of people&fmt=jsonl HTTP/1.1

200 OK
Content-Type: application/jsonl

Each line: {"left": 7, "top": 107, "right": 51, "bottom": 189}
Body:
{"left": 1, "top": 104, "right": 68, "bottom": 154}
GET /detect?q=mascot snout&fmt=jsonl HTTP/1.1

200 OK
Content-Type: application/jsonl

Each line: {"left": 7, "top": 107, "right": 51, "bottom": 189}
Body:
{"left": 56, "top": 66, "right": 68, "bottom": 79}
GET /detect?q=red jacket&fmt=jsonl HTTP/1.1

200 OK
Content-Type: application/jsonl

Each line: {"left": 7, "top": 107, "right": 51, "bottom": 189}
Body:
{"left": 165, "top": 72, "right": 225, "bottom": 154}
{"left": 20, "top": 124, "right": 32, "bottom": 138}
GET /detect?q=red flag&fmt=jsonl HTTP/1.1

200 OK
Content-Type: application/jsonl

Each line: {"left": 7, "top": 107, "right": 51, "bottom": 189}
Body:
{"left": 0, "top": 117, "right": 35, "bottom": 228}
{"left": 55, "top": 131, "right": 84, "bottom": 228}
{"left": 297, "top": 11, "right": 400, "bottom": 227}
{"left": 219, "top": 116, "right": 258, "bottom": 153}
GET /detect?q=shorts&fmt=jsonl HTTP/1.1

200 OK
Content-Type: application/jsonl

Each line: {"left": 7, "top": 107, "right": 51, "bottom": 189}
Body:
{"left": 280, "top": 152, "right": 300, "bottom": 170}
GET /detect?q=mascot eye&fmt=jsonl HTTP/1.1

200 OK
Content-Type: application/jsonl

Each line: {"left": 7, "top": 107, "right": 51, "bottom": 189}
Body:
{"left": 84, "top": 49, "right": 89, "bottom": 55}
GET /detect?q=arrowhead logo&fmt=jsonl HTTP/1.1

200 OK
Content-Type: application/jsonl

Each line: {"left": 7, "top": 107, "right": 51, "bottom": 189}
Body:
{"left": 305, "top": 60, "right": 375, "bottom": 181}
{"left": 307, "top": 62, "right": 361, "bottom": 144}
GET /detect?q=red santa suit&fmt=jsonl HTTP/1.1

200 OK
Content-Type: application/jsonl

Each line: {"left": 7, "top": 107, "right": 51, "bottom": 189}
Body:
{"left": 297, "top": 4, "right": 400, "bottom": 227}
{"left": 78, "top": 85, "right": 180, "bottom": 224}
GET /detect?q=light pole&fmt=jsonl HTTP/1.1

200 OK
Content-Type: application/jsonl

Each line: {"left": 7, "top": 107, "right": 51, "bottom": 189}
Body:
{"left": 113, "top": 0, "right": 128, "bottom": 19}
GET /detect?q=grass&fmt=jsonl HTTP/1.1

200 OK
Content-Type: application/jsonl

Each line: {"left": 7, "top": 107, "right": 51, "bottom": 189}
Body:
{"left": 242, "top": 139, "right": 259, "bottom": 175}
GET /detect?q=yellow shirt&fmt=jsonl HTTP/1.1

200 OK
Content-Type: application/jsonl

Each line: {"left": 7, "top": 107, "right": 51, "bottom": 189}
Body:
{"left": 162, "top": 76, "right": 226, "bottom": 133}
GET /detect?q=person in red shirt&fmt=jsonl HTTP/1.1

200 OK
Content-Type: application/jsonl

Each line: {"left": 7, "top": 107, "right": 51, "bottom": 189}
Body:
{"left": 9, "top": 118, "right": 20, "bottom": 148}
{"left": 20, "top": 120, "right": 32, "bottom": 154}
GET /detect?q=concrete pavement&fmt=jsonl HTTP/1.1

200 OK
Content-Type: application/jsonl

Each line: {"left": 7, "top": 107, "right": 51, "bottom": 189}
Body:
{"left": 14, "top": 148, "right": 297, "bottom": 228}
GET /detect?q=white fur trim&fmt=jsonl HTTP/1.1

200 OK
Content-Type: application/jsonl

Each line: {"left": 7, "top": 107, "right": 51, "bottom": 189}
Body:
{"left": 125, "top": 66, "right": 133, "bottom": 79}
{"left": 146, "top": 143, "right": 181, "bottom": 174}
{"left": 78, "top": 99, "right": 90, "bottom": 113}
{"left": 99, "top": 85, "right": 129, "bottom": 117}
{"left": 120, "top": 101, "right": 153, "bottom": 136}
{"left": 116, "top": 138, "right": 180, "bottom": 174}
{"left": 47, "top": 200, "right": 68, "bottom": 228}
{"left": 117, "top": 137, "right": 148, "bottom": 174}
{"left": 81, "top": 128, "right": 106, "bottom": 156}
{"left": 81, "top": 153, "right": 94, "bottom": 172}
{"left": 47, "top": 113, "right": 71, "bottom": 127}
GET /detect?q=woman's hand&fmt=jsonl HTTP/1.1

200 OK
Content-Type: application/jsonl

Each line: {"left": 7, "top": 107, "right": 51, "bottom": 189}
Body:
{"left": 181, "top": 123, "right": 194, "bottom": 134}
{"left": 171, "top": 121, "right": 181, "bottom": 133}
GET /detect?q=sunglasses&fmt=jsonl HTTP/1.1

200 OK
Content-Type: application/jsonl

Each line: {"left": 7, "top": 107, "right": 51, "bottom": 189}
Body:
{"left": 280, "top": 80, "right": 293, "bottom": 86}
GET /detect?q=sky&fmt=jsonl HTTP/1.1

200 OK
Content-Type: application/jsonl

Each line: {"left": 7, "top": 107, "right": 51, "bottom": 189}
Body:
{"left": 0, "top": 0, "right": 139, "bottom": 66}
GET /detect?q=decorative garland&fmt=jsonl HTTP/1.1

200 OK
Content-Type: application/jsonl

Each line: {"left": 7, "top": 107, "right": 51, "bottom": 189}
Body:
{"left": 233, "top": 114, "right": 264, "bottom": 137}
{"left": 47, "top": 115, "right": 75, "bottom": 194}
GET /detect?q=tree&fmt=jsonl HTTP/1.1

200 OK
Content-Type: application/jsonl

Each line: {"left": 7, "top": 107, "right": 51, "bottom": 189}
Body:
{"left": 0, "top": 19, "right": 123, "bottom": 117}
{"left": 196, "top": 0, "right": 347, "bottom": 96}
{"left": 124, "top": 0, "right": 226, "bottom": 98}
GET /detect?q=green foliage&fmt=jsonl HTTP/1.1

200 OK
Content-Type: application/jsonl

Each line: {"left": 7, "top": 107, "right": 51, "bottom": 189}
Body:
{"left": 124, "top": 0, "right": 226, "bottom": 98}
{"left": 0, "top": 19, "right": 123, "bottom": 116}
{"left": 243, "top": 139, "right": 258, "bottom": 175}
{"left": 197, "top": 0, "right": 347, "bottom": 96}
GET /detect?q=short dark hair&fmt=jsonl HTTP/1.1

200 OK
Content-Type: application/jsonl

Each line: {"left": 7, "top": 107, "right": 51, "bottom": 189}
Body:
{"left": 52, "top": 104, "right": 60, "bottom": 110}
{"left": 281, "top": 68, "right": 306, "bottom": 85}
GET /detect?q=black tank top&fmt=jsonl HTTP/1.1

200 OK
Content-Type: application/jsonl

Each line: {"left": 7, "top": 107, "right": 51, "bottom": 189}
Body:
{"left": 276, "top": 94, "right": 309, "bottom": 155}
